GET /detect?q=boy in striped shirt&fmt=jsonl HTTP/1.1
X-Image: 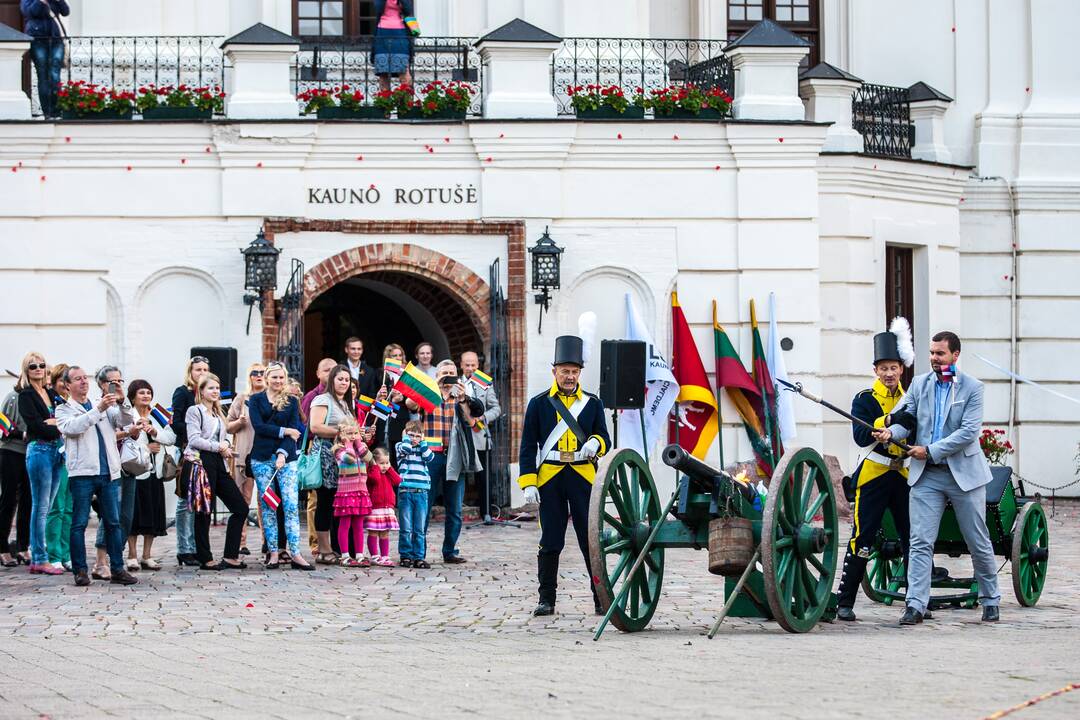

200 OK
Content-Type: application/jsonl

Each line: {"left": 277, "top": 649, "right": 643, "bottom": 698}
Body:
{"left": 394, "top": 420, "right": 434, "bottom": 568}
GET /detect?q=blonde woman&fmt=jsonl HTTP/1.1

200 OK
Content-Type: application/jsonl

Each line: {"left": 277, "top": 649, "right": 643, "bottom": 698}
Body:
{"left": 249, "top": 362, "right": 312, "bottom": 570}
{"left": 226, "top": 363, "right": 266, "bottom": 555}
{"left": 17, "top": 352, "right": 64, "bottom": 574}
{"left": 184, "top": 373, "right": 247, "bottom": 570}
{"left": 172, "top": 356, "right": 209, "bottom": 567}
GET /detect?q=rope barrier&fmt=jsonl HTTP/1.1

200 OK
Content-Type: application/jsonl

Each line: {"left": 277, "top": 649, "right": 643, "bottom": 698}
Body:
{"left": 980, "top": 682, "right": 1080, "bottom": 719}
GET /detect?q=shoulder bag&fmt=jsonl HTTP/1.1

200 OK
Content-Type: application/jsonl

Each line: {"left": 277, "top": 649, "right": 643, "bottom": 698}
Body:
{"left": 121, "top": 434, "right": 152, "bottom": 476}
{"left": 296, "top": 425, "right": 323, "bottom": 490}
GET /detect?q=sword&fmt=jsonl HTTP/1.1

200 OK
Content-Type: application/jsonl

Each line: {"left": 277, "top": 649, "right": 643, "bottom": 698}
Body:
{"left": 777, "top": 378, "right": 910, "bottom": 452}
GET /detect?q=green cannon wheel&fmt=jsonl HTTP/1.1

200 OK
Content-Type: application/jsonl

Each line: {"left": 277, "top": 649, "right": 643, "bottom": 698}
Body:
{"left": 861, "top": 543, "right": 906, "bottom": 605}
{"left": 761, "top": 447, "right": 839, "bottom": 633}
{"left": 1011, "top": 501, "right": 1049, "bottom": 607}
{"left": 588, "top": 449, "right": 665, "bottom": 632}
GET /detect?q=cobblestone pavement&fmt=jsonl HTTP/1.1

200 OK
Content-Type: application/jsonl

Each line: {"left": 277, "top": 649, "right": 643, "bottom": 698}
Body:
{"left": 1, "top": 502, "right": 1078, "bottom": 720}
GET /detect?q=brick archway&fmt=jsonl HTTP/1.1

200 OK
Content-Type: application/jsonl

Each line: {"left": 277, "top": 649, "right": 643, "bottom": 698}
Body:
{"left": 259, "top": 218, "right": 527, "bottom": 445}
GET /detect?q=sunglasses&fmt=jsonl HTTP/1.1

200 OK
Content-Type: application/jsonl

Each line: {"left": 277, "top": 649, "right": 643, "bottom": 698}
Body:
{"left": 191, "top": 356, "right": 210, "bottom": 365}
{"left": 250, "top": 370, "right": 264, "bottom": 377}
{"left": 27, "top": 363, "right": 47, "bottom": 371}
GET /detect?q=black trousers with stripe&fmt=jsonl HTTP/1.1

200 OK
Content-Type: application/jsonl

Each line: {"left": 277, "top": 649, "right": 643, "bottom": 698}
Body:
{"left": 537, "top": 465, "right": 596, "bottom": 606}
{"left": 836, "top": 468, "right": 911, "bottom": 608}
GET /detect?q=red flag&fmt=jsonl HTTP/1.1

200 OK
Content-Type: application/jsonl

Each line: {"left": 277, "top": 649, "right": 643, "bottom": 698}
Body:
{"left": 668, "top": 292, "right": 718, "bottom": 459}
{"left": 261, "top": 483, "right": 281, "bottom": 511}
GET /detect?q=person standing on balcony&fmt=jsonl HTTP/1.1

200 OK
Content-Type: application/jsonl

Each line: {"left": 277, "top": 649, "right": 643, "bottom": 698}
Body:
{"left": 371, "top": 0, "right": 415, "bottom": 92}
{"left": 20, "top": 0, "right": 70, "bottom": 119}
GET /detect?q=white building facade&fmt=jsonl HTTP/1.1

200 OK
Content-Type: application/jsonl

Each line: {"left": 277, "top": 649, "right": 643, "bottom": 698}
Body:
{"left": 0, "top": 0, "right": 1076, "bottom": 501}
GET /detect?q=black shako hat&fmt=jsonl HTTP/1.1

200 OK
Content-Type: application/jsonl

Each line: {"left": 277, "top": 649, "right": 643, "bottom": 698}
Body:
{"left": 873, "top": 331, "right": 901, "bottom": 365}
{"left": 553, "top": 335, "right": 585, "bottom": 367}
{"left": 873, "top": 317, "right": 914, "bottom": 367}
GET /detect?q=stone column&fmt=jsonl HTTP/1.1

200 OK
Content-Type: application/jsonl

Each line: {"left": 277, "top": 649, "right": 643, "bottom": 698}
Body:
{"left": 221, "top": 23, "right": 301, "bottom": 120}
{"left": 799, "top": 63, "right": 863, "bottom": 152}
{"left": 725, "top": 18, "right": 810, "bottom": 121}
{"left": 475, "top": 18, "right": 562, "bottom": 119}
{"left": 0, "top": 24, "right": 31, "bottom": 120}
{"left": 908, "top": 81, "right": 954, "bottom": 163}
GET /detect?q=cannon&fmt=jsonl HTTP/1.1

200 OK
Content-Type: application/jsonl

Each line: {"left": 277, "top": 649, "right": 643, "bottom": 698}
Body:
{"left": 860, "top": 469, "right": 1049, "bottom": 609}
{"left": 588, "top": 444, "right": 839, "bottom": 638}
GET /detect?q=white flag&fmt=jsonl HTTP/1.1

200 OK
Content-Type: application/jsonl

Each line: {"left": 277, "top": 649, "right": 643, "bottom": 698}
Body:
{"left": 618, "top": 293, "right": 679, "bottom": 457}
{"left": 767, "top": 292, "right": 797, "bottom": 443}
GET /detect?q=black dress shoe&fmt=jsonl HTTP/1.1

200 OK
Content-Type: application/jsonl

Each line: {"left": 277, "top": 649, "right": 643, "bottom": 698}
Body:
{"left": 931, "top": 566, "right": 951, "bottom": 582}
{"left": 199, "top": 562, "right": 225, "bottom": 571}
{"left": 594, "top": 601, "right": 603, "bottom": 616}
{"left": 443, "top": 556, "right": 467, "bottom": 564}
{"left": 923, "top": 609, "right": 933, "bottom": 620}
{"left": 836, "top": 606, "right": 857, "bottom": 622}
{"left": 239, "top": 547, "right": 251, "bottom": 556}
{"left": 982, "top": 605, "right": 1000, "bottom": 622}
{"left": 177, "top": 554, "right": 199, "bottom": 567}
{"left": 533, "top": 602, "right": 555, "bottom": 617}
{"left": 74, "top": 571, "right": 91, "bottom": 587}
{"left": 399, "top": 558, "right": 414, "bottom": 568}
{"left": 110, "top": 570, "right": 139, "bottom": 586}
{"left": 899, "top": 607, "right": 924, "bottom": 625}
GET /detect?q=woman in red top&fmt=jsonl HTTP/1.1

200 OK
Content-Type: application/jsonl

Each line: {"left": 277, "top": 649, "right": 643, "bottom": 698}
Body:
{"left": 365, "top": 446, "right": 401, "bottom": 566}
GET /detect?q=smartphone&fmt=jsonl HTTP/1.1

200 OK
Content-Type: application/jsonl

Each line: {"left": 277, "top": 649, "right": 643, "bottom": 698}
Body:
{"left": 439, "top": 375, "right": 460, "bottom": 386}
{"left": 108, "top": 382, "right": 120, "bottom": 396}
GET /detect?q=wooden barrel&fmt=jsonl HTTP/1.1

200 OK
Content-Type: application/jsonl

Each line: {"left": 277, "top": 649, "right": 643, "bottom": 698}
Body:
{"left": 708, "top": 517, "right": 755, "bottom": 576}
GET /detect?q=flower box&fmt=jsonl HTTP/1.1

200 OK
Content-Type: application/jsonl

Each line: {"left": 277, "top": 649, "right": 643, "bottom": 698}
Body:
{"left": 399, "top": 107, "right": 467, "bottom": 121}
{"left": 142, "top": 106, "right": 213, "bottom": 120}
{"left": 576, "top": 106, "right": 646, "bottom": 120}
{"left": 60, "top": 109, "right": 133, "bottom": 121}
{"left": 317, "top": 106, "right": 389, "bottom": 120}
{"left": 653, "top": 107, "right": 725, "bottom": 121}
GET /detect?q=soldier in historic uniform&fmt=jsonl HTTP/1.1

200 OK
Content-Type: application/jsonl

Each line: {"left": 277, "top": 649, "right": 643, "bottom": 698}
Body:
{"left": 519, "top": 335, "right": 611, "bottom": 617}
{"left": 835, "top": 319, "right": 915, "bottom": 621}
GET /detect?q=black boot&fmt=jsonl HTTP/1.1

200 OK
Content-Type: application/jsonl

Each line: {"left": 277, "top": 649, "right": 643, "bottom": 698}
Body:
{"left": 836, "top": 548, "right": 868, "bottom": 613}
{"left": 534, "top": 553, "right": 559, "bottom": 616}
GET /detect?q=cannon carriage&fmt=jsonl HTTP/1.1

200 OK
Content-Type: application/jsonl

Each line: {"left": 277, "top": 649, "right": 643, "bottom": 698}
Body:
{"left": 588, "top": 443, "right": 840, "bottom": 638}
{"left": 860, "top": 469, "right": 1049, "bottom": 609}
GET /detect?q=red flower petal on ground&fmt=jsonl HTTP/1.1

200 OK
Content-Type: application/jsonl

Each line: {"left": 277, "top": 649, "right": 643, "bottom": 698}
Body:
{"left": 673, "top": 134, "right": 679, "bottom": 140}
{"left": 428, "top": 147, "right": 434, "bottom": 153}
{"left": 356, "top": 155, "right": 363, "bottom": 161}
{"left": 65, "top": 137, "right": 71, "bottom": 142}
{"left": 485, "top": 157, "right": 492, "bottom": 162}
{"left": 126, "top": 166, "right": 132, "bottom": 171}
{"left": 180, "top": 158, "right": 186, "bottom": 165}
{"left": 498, "top": 133, "right": 504, "bottom": 138}
{"left": 778, "top": 137, "right": 784, "bottom": 142}
{"left": 40, "top": 175, "right": 45, "bottom": 181}
{"left": 369, "top": 184, "right": 376, "bottom": 189}
{"left": 617, "top": 133, "right": 622, "bottom": 139}
{"left": 205, "top": 147, "right": 211, "bottom": 153}
{"left": 256, "top": 162, "right": 263, "bottom": 168}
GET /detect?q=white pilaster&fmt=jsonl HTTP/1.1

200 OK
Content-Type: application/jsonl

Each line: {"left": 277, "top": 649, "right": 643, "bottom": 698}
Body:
{"left": 475, "top": 19, "right": 562, "bottom": 119}
{"left": 0, "top": 28, "right": 31, "bottom": 121}
{"left": 221, "top": 24, "right": 300, "bottom": 120}
{"left": 799, "top": 65, "right": 863, "bottom": 152}
{"left": 726, "top": 19, "right": 810, "bottom": 122}
{"left": 908, "top": 82, "right": 954, "bottom": 163}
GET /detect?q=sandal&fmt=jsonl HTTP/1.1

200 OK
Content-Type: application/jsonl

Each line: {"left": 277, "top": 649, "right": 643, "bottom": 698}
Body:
{"left": 359, "top": 557, "right": 371, "bottom": 568}
{"left": 140, "top": 558, "right": 161, "bottom": 571}
{"left": 399, "top": 558, "right": 414, "bottom": 568}
{"left": 279, "top": 550, "right": 292, "bottom": 564}
{"left": 413, "top": 560, "right": 431, "bottom": 569}
{"left": 341, "top": 557, "right": 360, "bottom": 568}
{"left": 315, "top": 553, "right": 339, "bottom": 565}
{"left": 375, "top": 556, "right": 395, "bottom": 567}
{"left": 0, "top": 556, "right": 16, "bottom": 568}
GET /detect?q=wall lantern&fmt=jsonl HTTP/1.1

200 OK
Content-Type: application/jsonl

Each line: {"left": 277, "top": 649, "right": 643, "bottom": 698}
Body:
{"left": 241, "top": 227, "right": 280, "bottom": 334}
{"left": 528, "top": 226, "right": 563, "bottom": 333}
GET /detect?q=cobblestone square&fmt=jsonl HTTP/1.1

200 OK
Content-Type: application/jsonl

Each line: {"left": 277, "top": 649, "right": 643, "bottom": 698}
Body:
{"left": 1, "top": 504, "right": 1078, "bottom": 720}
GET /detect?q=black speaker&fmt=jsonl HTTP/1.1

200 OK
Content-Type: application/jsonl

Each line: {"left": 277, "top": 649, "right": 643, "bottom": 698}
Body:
{"left": 191, "top": 347, "right": 238, "bottom": 397}
{"left": 599, "top": 340, "right": 646, "bottom": 410}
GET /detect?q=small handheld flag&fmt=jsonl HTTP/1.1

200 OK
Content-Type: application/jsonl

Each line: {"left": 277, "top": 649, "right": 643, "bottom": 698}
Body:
{"left": 261, "top": 478, "right": 281, "bottom": 511}
{"left": 151, "top": 403, "right": 173, "bottom": 427}
{"left": 425, "top": 437, "right": 444, "bottom": 451}
{"left": 356, "top": 395, "right": 374, "bottom": 412}
{"left": 470, "top": 369, "right": 493, "bottom": 390}
{"left": 0, "top": 411, "right": 13, "bottom": 437}
{"left": 370, "top": 399, "right": 397, "bottom": 421}
{"left": 940, "top": 364, "right": 957, "bottom": 381}
{"left": 392, "top": 362, "right": 442, "bottom": 413}
{"left": 383, "top": 358, "right": 404, "bottom": 378}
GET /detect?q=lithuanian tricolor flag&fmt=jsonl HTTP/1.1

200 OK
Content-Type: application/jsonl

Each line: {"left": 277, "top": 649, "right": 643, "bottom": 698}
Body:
{"left": 0, "top": 411, "right": 12, "bottom": 437}
{"left": 750, "top": 298, "right": 782, "bottom": 474}
{"left": 425, "top": 437, "right": 444, "bottom": 451}
{"left": 713, "top": 300, "right": 773, "bottom": 477}
{"left": 668, "top": 292, "right": 718, "bottom": 459}
{"left": 392, "top": 362, "right": 443, "bottom": 413}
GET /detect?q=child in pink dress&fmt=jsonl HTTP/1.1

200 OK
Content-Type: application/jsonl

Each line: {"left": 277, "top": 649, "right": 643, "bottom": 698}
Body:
{"left": 332, "top": 420, "right": 373, "bottom": 567}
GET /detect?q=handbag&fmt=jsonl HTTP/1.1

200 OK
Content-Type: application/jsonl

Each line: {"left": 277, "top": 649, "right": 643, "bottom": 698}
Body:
{"left": 120, "top": 437, "right": 152, "bottom": 476}
{"left": 404, "top": 16, "right": 421, "bottom": 36}
{"left": 296, "top": 426, "right": 323, "bottom": 491}
{"left": 160, "top": 449, "right": 179, "bottom": 482}
{"left": 51, "top": 10, "right": 70, "bottom": 71}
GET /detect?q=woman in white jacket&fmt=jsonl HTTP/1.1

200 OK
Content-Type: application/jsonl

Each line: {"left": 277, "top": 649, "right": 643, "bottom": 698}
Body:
{"left": 125, "top": 380, "right": 175, "bottom": 571}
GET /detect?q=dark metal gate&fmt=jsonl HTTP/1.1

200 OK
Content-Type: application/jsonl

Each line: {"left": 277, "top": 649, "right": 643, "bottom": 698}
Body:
{"left": 486, "top": 258, "right": 512, "bottom": 509}
{"left": 277, "top": 258, "right": 305, "bottom": 378}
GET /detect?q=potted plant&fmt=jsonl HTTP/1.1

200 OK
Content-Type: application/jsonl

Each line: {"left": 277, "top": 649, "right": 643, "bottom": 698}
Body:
{"left": 568, "top": 84, "right": 646, "bottom": 120}
{"left": 373, "top": 83, "right": 415, "bottom": 118}
{"left": 980, "top": 428, "right": 1014, "bottom": 487}
{"left": 397, "top": 81, "right": 473, "bottom": 120}
{"left": 57, "top": 81, "right": 135, "bottom": 120}
{"left": 137, "top": 84, "right": 224, "bottom": 120}
{"left": 299, "top": 85, "right": 387, "bottom": 119}
{"left": 648, "top": 84, "right": 732, "bottom": 120}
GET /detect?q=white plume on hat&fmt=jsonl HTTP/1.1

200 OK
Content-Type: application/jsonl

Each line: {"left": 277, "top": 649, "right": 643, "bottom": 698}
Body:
{"left": 889, "top": 316, "right": 915, "bottom": 368}
{"left": 578, "top": 311, "right": 598, "bottom": 365}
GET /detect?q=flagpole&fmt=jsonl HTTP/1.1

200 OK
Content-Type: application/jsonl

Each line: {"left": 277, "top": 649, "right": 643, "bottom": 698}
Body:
{"left": 712, "top": 300, "right": 726, "bottom": 470}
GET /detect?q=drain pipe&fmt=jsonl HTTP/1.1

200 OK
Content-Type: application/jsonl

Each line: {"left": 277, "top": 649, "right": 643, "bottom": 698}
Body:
{"left": 970, "top": 174, "right": 1019, "bottom": 470}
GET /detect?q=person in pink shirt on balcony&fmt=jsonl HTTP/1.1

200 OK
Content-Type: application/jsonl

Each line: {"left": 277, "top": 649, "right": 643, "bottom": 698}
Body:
{"left": 372, "top": 0, "right": 415, "bottom": 92}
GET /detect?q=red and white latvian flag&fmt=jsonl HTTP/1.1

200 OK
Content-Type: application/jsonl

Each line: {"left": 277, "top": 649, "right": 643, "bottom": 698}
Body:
{"left": 261, "top": 482, "right": 281, "bottom": 511}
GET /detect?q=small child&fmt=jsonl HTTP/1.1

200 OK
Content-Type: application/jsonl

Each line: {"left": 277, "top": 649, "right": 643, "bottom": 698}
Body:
{"left": 365, "top": 446, "right": 401, "bottom": 567}
{"left": 394, "top": 420, "right": 435, "bottom": 569}
{"left": 332, "top": 419, "right": 374, "bottom": 567}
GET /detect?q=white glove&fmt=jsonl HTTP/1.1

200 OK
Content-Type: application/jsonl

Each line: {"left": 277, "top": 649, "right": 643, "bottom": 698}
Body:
{"left": 582, "top": 437, "right": 601, "bottom": 459}
{"left": 523, "top": 486, "right": 540, "bottom": 506}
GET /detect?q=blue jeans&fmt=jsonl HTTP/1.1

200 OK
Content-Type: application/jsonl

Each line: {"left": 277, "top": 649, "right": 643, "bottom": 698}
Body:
{"left": 174, "top": 496, "right": 195, "bottom": 555}
{"left": 96, "top": 475, "right": 135, "bottom": 550}
{"left": 26, "top": 440, "right": 63, "bottom": 565}
{"left": 70, "top": 474, "right": 124, "bottom": 574}
{"left": 252, "top": 459, "right": 301, "bottom": 555}
{"left": 425, "top": 452, "right": 447, "bottom": 534}
{"left": 441, "top": 475, "right": 465, "bottom": 560}
{"left": 398, "top": 489, "right": 428, "bottom": 560}
{"left": 30, "top": 37, "right": 65, "bottom": 117}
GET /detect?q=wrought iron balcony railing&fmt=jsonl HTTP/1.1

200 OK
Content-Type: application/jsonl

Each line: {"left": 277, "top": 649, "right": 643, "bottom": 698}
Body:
{"left": 851, "top": 82, "right": 914, "bottom": 159}
{"left": 293, "top": 36, "right": 483, "bottom": 116}
{"left": 28, "top": 36, "right": 226, "bottom": 117}
{"left": 551, "top": 37, "right": 733, "bottom": 115}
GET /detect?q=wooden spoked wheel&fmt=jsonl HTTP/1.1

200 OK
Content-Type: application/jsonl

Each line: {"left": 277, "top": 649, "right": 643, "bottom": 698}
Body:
{"left": 1011, "top": 502, "right": 1049, "bottom": 607}
{"left": 761, "top": 447, "right": 839, "bottom": 633}
{"left": 861, "top": 544, "right": 906, "bottom": 605}
{"left": 588, "top": 449, "right": 665, "bottom": 632}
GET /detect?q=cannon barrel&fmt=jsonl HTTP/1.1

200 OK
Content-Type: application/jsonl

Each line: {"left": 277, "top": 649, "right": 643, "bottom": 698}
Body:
{"left": 662, "top": 444, "right": 727, "bottom": 481}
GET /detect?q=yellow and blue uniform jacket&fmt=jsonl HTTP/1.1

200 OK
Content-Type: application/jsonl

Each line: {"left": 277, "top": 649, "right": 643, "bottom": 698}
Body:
{"left": 851, "top": 378, "right": 909, "bottom": 487}
{"left": 517, "top": 381, "right": 610, "bottom": 489}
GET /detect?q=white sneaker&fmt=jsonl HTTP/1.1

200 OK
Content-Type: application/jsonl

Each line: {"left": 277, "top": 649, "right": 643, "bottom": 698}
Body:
{"left": 125, "top": 558, "right": 140, "bottom": 571}
{"left": 61, "top": 561, "right": 72, "bottom": 571}
{"left": 50, "top": 561, "right": 63, "bottom": 570}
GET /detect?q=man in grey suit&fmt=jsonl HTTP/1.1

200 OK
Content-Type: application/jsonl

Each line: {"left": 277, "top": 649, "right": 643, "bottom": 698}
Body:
{"left": 461, "top": 351, "right": 502, "bottom": 517}
{"left": 874, "top": 330, "right": 1001, "bottom": 625}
